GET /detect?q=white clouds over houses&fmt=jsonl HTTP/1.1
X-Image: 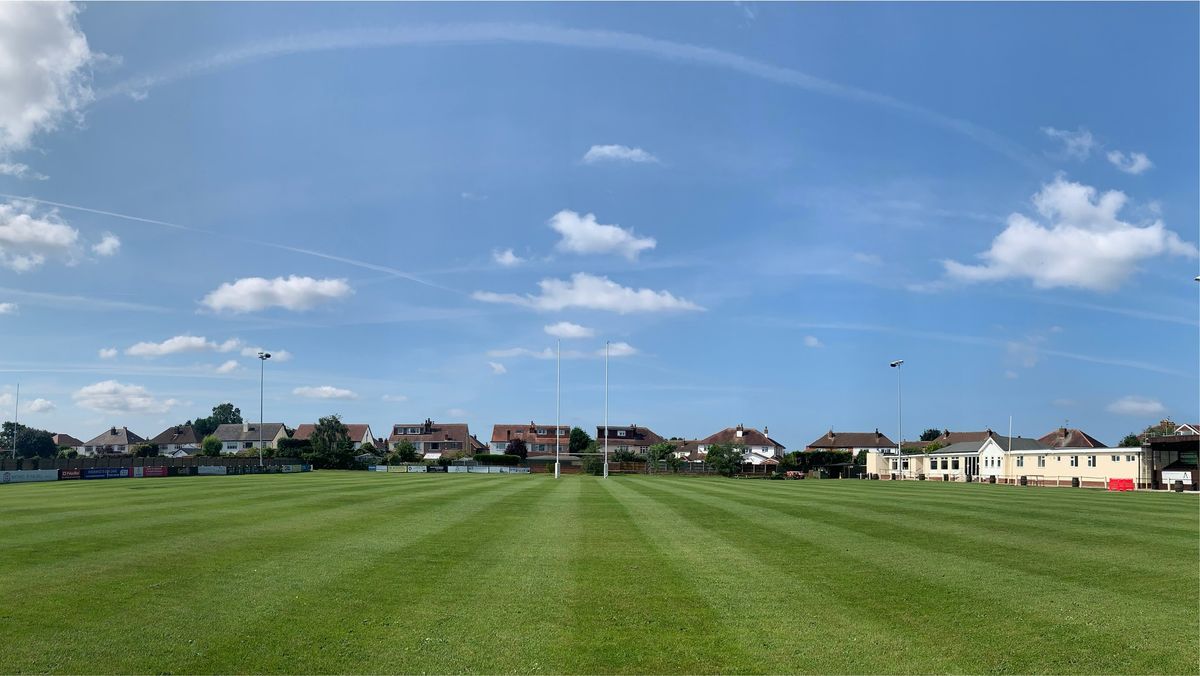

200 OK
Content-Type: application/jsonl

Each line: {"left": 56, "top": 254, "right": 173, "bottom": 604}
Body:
{"left": 488, "top": 342, "right": 637, "bottom": 360}
{"left": 1041, "top": 127, "right": 1096, "bottom": 160}
{"left": 493, "top": 248, "right": 523, "bottom": 267}
{"left": 125, "top": 335, "right": 241, "bottom": 358}
{"left": 0, "top": 2, "right": 95, "bottom": 156}
{"left": 25, "top": 398, "right": 55, "bottom": 413}
{"left": 1106, "top": 395, "right": 1165, "bottom": 416}
{"left": 943, "top": 178, "right": 1196, "bottom": 291}
{"left": 73, "top": 380, "right": 178, "bottom": 414}
{"left": 582, "top": 144, "right": 659, "bottom": 164}
{"left": 201, "top": 275, "right": 351, "bottom": 313}
{"left": 0, "top": 200, "right": 80, "bottom": 271}
{"left": 544, "top": 321, "right": 594, "bottom": 339}
{"left": 293, "top": 385, "right": 358, "bottom": 400}
{"left": 474, "top": 273, "right": 701, "bottom": 314}
{"left": 1106, "top": 150, "right": 1153, "bottom": 175}
{"left": 549, "top": 210, "right": 656, "bottom": 260}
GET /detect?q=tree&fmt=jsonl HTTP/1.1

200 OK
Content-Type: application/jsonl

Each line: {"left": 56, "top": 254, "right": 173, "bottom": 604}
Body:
{"left": 193, "top": 403, "right": 243, "bottom": 438}
{"left": 131, "top": 443, "right": 159, "bottom": 458}
{"left": 704, "top": 443, "right": 746, "bottom": 477}
{"left": 200, "top": 434, "right": 224, "bottom": 457}
{"left": 922, "top": 441, "right": 947, "bottom": 454}
{"left": 506, "top": 438, "right": 528, "bottom": 459}
{"left": 1, "top": 422, "right": 57, "bottom": 458}
{"left": 569, "top": 427, "right": 592, "bottom": 455}
{"left": 1119, "top": 433, "right": 1141, "bottom": 448}
{"left": 359, "top": 441, "right": 376, "bottom": 455}
{"left": 307, "top": 414, "right": 355, "bottom": 470}
{"left": 919, "top": 428, "right": 943, "bottom": 442}
{"left": 646, "top": 442, "right": 675, "bottom": 472}
{"left": 389, "top": 440, "right": 420, "bottom": 464}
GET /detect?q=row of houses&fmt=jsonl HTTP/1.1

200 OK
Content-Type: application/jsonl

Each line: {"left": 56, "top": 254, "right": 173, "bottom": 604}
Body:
{"left": 46, "top": 419, "right": 1199, "bottom": 488}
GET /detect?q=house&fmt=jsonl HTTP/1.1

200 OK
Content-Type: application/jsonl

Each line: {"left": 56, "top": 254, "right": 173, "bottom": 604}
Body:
{"left": 490, "top": 422, "right": 569, "bottom": 456}
{"left": 469, "top": 434, "right": 487, "bottom": 455}
{"left": 51, "top": 433, "right": 83, "bottom": 452}
{"left": 670, "top": 439, "right": 703, "bottom": 463}
{"left": 293, "top": 423, "right": 375, "bottom": 450}
{"left": 212, "top": 422, "right": 288, "bottom": 454}
{"left": 1173, "top": 423, "right": 1200, "bottom": 436}
{"left": 389, "top": 419, "right": 474, "bottom": 460}
{"left": 696, "top": 424, "right": 786, "bottom": 465}
{"left": 149, "top": 424, "right": 201, "bottom": 456}
{"left": 806, "top": 429, "right": 895, "bottom": 457}
{"left": 80, "top": 427, "right": 145, "bottom": 456}
{"left": 901, "top": 429, "right": 996, "bottom": 451}
{"left": 1037, "top": 427, "right": 1107, "bottom": 450}
{"left": 595, "top": 424, "right": 666, "bottom": 455}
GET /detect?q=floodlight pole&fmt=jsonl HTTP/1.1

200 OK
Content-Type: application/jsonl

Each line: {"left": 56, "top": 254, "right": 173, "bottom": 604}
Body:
{"left": 258, "top": 352, "right": 271, "bottom": 467}
{"left": 890, "top": 360, "right": 904, "bottom": 479}
{"left": 554, "top": 339, "right": 561, "bottom": 479}
{"left": 604, "top": 340, "right": 609, "bottom": 479}
{"left": 11, "top": 382, "right": 17, "bottom": 459}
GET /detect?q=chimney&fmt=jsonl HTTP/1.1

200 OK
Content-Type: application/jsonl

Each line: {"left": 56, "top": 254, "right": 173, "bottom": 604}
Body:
{"left": 506, "top": 429, "right": 511, "bottom": 440}
{"left": 243, "top": 421, "right": 249, "bottom": 433}
{"left": 986, "top": 428, "right": 993, "bottom": 437}
{"left": 1060, "top": 427, "right": 1068, "bottom": 439}
{"left": 736, "top": 423, "right": 744, "bottom": 438}
{"left": 875, "top": 428, "right": 881, "bottom": 440}
{"left": 763, "top": 426, "right": 768, "bottom": 435}
{"left": 110, "top": 426, "right": 117, "bottom": 435}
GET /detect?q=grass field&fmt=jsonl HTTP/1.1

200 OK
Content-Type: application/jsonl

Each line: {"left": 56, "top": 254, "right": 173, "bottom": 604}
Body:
{"left": 0, "top": 472, "right": 1196, "bottom": 674}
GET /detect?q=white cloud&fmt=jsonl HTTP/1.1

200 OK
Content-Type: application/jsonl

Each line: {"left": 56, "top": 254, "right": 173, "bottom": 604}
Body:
{"left": 240, "top": 346, "right": 292, "bottom": 362}
{"left": 127, "top": 335, "right": 222, "bottom": 357}
{"left": 0, "top": 393, "right": 10, "bottom": 408}
{"left": 944, "top": 178, "right": 1197, "bottom": 291}
{"left": 446, "top": 408, "right": 468, "bottom": 418}
{"left": 1106, "top": 150, "right": 1153, "bottom": 175}
{"left": 461, "top": 192, "right": 487, "bottom": 201}
{"left": 0, "top": 162, "right": 47, "bottom": 180}
{"left": 488, "top": 347, "right": 556, "bottom": 359}
{"left": 0, "top": 2, "right": 94, "bottom": 156}
{"left": 803, "top": 335, "right": 823, "bottom": 348}
{"left": 215, "top": 360, "right": 240, "bottom": 374}
{"left": 73, "top": 380, "right": 178, "bottom": 414}
{"left": 852, "top": 252, "right": 881, "bottom": 265}
{"left": 0, "top": 200, "right": 80, "bottom": 271}
{"left": 0, "top": 302, "right": 16, "bottom": 314}
{"left": 25, "top": 398, "right": 55, "bottom": 413}
{"left": 488, "top": 361, "right": 507, "bottom": 375}
{"left": 474, "top": 273, "right": 701, "bottom": 314}
{"left": 493, "top": 248, "right": 523, "bottom": 267}
{"left": 98, "top": 347, "right": 117, "bottom": 359}
{"left": 1004, "top": 370, "right": 1019, "bottom": 380}
{"left": 1106, "top": 396, "right": 1164, "bottom": 416}
{"left": 582, "top": 144, "right": 659, "bottom": 165}
{"left": 488, "top": 343, "right": 638, "bottom": 360}
{"left": 382, "top": 394, "right": 408, "bottom": 402}
{"left": 549, "top": 210, "right": 656, "bottom": 260}
{"left": 544, "top": 321, "right": 594, "bottom": 339}
{"left": 201, "top": 275, "right": 352, "bottom": 313}
{"left": 293, "top": 385, "right": 358, "bottom": 400}
{"left": 91, "top": 232, "right": 120, "bottom": 256}
{"left": 1041, "top": 127, "right": 1095, "bottom": 160}
{"left": 604, "top": 342, "right": 637, "bottom": 357}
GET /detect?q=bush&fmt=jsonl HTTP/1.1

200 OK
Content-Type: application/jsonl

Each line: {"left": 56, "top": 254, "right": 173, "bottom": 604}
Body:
{"left": 475, "top": 454, "right": 519, "bottom": 466}
{"left": 200, "top": 435, "right": 223, "bottom": 457}
{"left": 131, "top": 443, "right": 159, "bottom": 458}
{"left": 277, "top": 437, "right": 311, "bottom": 454}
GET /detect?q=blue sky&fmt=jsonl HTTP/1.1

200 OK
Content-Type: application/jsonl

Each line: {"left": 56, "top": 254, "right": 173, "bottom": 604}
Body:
{"left": 0, "top": 2, "right": 1196, "bottom": 448}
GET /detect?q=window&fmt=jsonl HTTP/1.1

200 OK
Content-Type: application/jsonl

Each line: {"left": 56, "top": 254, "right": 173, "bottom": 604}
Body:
{"left": 1070, "top": 456, "right": 1078, "bottom": 467}
{"left": 1111, "top": 455, "right": 1120, "bottom": 462}
{"left": 1016, "top": 456, "right": 1024, "bottom": 467}
{"left": 244, "top": 441, "right": 253, "bottom": 449}
{"left": 952, "top": 458, "right": 960, "bottom": 470}
{"left": 616, "top": 430, "right": 626, "bottom": 437}
{"left": 494, "top": 442, "right": 507, "bottom": 451}
{"left": 536, "top": 428, "right": 547, "bottom": 435}
{"left": 1126, "top": 455, "right": 1136, "bottom": 462}
{"left": 1037, "top": 456, "right": 1046, "bottom": 468}
{"left": 1087, "top": 456, "right": 1097, "bottom": 467}
{"left": 226, "top": 443, "right": 237, "bottom": 450}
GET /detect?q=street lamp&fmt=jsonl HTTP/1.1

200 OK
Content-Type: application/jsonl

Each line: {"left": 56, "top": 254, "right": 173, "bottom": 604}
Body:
{"left": 258, "top": 352, "right": 271, "bottom": 467}
{"left": 890, "top": 359, "right": 904, "bottom": 479}
{"left": 554, "top": 340, "right": 561, "bottom": 480}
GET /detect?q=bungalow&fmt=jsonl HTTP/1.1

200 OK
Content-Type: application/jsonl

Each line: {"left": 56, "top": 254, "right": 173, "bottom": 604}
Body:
{"left": 901, "top": 429, "right": 996, "bottom": 451}
{"left": 212, "top": 422, "right": 288, "bottom": 454}
{"left": 1038, "top": 427, "right": 1107, "bottom": 450}
{"left": 696, "top": 424, "right": 786, "bottom": 465}
{"left": 595, "top": 424, "right": 666, "bottom": 455}
{"left": 806, "top": 429, "right": 896, "bottom": 457}
{"left": 149, "top": 424, "right": 201, "bottom": 456}
{"left": 80, "top": 427, "right": 146, "bottom": 456}
{"left": 293, "top": 423, "right": 375, "bottom": 450}
{"left": 51, "top": 433, "right": 83, "bottom": 452}
{"left": 490, "top": 422, "right": 569, "bottom": 456}
{"left": 388, "top": 419, "right": 473, "bottom": 460}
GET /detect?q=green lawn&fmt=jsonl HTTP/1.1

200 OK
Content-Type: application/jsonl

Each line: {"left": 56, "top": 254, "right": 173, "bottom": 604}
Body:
{"left": 0, "top": 473, "right": 1195, "bottom": 674}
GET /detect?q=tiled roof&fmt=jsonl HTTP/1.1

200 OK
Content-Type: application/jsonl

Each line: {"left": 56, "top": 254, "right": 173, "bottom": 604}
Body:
{"left": 595, "top": 424, "right": 666, "bottom": 447}
{"left": 806, "top": 430, "right": 894, "bottom": 450}
{"left": 212, "top": 423, "right": 286, "bottom": 442}
{"left": 83, "top": 426, "right": 145, "bottom": 447}
{"left": 934, "top": 435, "right": 1043, "bottom": 454}
{"left": 1038, "top": 428, "right": 1108, "bottom": 449}
{"left": 149, "top": 425, "right": 201, "bottom": 446}
{"left": 699, "top": 426, "right": 785, "bottom": 450}
{"left": 389, "top": 421, "right": 472, "bottom": 447}
{"left": 294, "top": 423, "right": 373, "bottom": 442}
{"left": 52, "top": 433, "right": 84, "bottom": 447}
{"left": 902, "top": 430, "right": 996, "bottom": 448}
{"left": 491, "top": 422, "right": 569, "bottom": 446}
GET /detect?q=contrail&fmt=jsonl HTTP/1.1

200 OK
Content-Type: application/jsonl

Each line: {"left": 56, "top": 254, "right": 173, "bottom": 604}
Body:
{"left": 97, "top": 22, "right": 1040, "bottom": 169}
{"left": 0, "top": 193, "right": 456, "bottom": 293}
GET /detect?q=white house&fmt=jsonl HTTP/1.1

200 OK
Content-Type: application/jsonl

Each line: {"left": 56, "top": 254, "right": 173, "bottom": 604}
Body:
{"left": 212, "top": 422, "right": 288, "bottom": 454}
{"left": 695, "top": 425, "right": 786, "bottom": 465}
{"left": 293, "top": 423, "right": 375, "bottom": 451}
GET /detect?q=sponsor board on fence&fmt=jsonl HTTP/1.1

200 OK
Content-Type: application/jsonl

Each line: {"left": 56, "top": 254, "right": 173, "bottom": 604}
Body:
{"left": 133, "top": 467, "right": 144, "bottom": 478}
{"left": 407, "top": 465, "right": 427, "bottom": 473}
{"left": 59, "top": 468, "right": 81, "bottom": 480}
{"left": 82, "top": 467, "right": 131, "bottom": 480}
{"left": 143, "top": 466, "right": 169, "bottom": 478}
{"left": 0, "top": 469, "right": 61, "bottom": 484}
{"left": 197, "top": 465, "right": 227, "bottom": 476}
{"left": 387, "top": 465, "right": 406, "bottom": 473}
